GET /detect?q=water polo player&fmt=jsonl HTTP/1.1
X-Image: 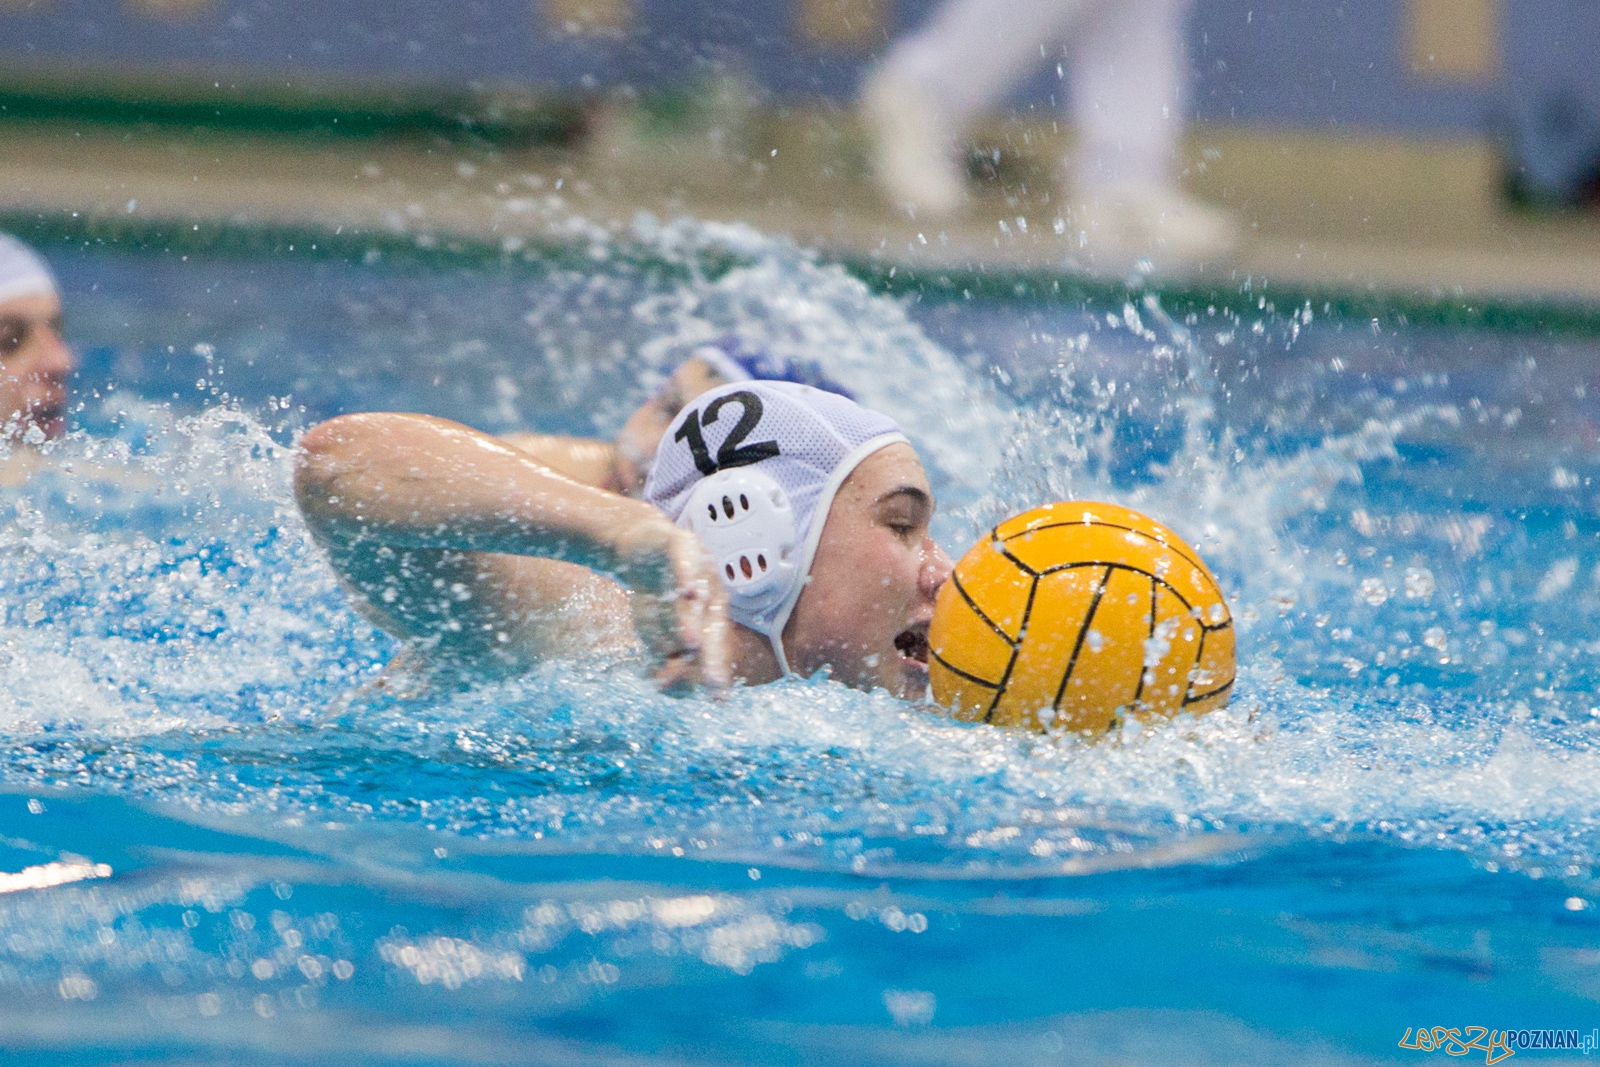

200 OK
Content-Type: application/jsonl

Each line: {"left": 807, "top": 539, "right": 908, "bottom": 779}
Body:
{"left": 295, "top": 352, "right": 952, "bottom": 695}
{"left": 0, "top": 234, "right": 75, "bottom": 445}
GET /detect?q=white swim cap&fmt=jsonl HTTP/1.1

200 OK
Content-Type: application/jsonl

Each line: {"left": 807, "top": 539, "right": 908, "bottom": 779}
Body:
{"left": 644, "top": 380, "right": 908, "bottom": 675}
{"left": 0, "top": 235, "right": 57, "bottom": 305}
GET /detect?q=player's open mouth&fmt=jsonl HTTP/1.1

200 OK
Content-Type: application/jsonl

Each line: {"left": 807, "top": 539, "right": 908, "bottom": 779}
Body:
{"left": 28, "top": 403, "right": 65, "bottom": 437}
{"left": 894, "top": 622, "right": 929, "bottom": 667}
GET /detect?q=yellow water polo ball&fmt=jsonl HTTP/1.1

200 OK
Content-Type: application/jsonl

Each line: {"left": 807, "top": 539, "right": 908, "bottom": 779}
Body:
{"left": 928, "top": 501, "right": 1235, "bottom": 735}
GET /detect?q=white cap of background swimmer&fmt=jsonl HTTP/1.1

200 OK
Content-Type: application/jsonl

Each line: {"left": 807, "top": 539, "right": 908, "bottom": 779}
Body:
{"left": 0, "top": 234, "right": 57, "bottom": 305}
{"left": 644, "top": 380, "right": 907, "bottom": 676}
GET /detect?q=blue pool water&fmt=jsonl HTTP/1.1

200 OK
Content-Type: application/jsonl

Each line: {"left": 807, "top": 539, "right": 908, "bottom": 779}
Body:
{"left": 4, "top": 218, "right": 1600, "bottom": 1064}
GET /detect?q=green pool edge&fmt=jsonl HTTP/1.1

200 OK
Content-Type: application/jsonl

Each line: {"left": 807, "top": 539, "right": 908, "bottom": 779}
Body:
{"left": 5, "top": 206, "right": 1598, "bottom": 339}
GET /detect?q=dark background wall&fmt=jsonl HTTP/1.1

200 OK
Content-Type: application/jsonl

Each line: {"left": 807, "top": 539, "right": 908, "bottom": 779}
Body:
{"left": 0, "top": 0, "right": 1594, "bottom": 140}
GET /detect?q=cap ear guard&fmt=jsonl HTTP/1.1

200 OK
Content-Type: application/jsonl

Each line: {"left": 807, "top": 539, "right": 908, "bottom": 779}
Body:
{"left": 676, "top": 466, "right": 798, "bottom": 632}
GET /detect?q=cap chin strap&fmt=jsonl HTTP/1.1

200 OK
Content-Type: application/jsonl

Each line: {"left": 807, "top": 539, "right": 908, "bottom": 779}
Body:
{"left": 764, "top": 432, "right": 909, "bottom": 677}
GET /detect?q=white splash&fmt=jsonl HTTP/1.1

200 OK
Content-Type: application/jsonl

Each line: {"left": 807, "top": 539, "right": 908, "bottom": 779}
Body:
{"left": 0, "top": 860, "right": 112, "bottom": 895}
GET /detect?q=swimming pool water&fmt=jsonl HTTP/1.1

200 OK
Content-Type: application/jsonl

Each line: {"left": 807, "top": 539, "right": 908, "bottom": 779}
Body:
{"left": 4, "top": 217, "right": 1600, "bottom": 1064}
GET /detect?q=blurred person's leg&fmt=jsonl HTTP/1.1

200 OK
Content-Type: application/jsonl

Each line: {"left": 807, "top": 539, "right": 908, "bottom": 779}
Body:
{"left": 861, "top": 0, "right": 1089, "bottom": 215}
{"left": 1069, "top": 0, "right": 1180, "bottom": 195}
{"left": 1067, "top": 0, "right": 1236, "bottom": 259}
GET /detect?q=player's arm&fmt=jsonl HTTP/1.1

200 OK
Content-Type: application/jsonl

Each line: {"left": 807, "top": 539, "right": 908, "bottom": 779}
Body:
{"left": 499, "top": 432, "right": 625, "bottom": 492}
{"left": 294, "top": 412, "right": 728, "bottom": 689}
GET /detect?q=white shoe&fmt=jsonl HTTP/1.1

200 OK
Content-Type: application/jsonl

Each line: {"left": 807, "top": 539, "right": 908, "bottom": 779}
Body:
{"left": 859, "top": 70, "right": 967, "bottom": 217}
{"left": 1070, "top": 185, "right": 1238, "bottom": 264}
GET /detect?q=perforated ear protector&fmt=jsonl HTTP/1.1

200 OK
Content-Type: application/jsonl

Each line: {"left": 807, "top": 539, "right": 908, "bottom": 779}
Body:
{"left": 677, "top": 466, "right": 799, "bottom": 633}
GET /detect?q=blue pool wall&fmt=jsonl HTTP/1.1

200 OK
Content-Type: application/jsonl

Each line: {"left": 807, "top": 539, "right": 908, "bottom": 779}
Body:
{"left": 0, "top": 0, "right": 1596, "bottom": 139}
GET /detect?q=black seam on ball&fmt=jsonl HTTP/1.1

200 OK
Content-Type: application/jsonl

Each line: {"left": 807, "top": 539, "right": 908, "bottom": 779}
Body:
{"left": 951, "top": 571, "right": 1021, "bottom": 646}
{"left": 1130, "top": 571, "right": 1158, "bottom": 709}
{"left": 1002, "top": 519, "right": 1212, "bottom": 582}
{"left": 1051, "top": 565, "right": 1111, "bottom": 715}
{"left": 1188, "top": 627, "right": 1211, "bottom": 701}
{"left": 1030, "top": 559, "right": 1216, "bottom": 627}
{"left": 1184, "top": 676, "right": 1235, "bottom": 705}
{"left": 995, "top": 542, "right": 1040, "bottom": 579}
{"left": 985, "top": 575, "right": 1036, "bottom": 723}
{"left": 929, "top": 647, "right": 1000, "bottom": 688}
{"left": 1184, "top": 622, "right": 1236, "bottom": 703}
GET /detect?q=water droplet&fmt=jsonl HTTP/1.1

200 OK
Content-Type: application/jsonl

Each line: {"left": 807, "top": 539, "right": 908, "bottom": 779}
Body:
{"left": 1404, "top": 567, "right": 1435, "bottom": 599}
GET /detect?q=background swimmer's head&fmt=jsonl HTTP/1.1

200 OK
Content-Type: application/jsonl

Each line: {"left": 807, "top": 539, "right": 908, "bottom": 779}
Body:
{"left": 611, "top": 338, "right": 857, "bottom": 495}
{"left": 0, "top": 235, "right": 73, "bottom": 444}
{"left": 644, "top": 379, "right": 950, "bottom": 695}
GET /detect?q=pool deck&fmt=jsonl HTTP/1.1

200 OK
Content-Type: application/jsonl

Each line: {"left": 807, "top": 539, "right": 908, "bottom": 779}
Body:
{"left": 0, "top": 107, "right": 1596, "bottom": 308}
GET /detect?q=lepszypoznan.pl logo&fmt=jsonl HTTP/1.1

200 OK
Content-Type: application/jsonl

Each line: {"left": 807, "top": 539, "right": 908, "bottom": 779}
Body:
{"left": 1400, "top": 1027, "right": 1600, "bottom": 1063}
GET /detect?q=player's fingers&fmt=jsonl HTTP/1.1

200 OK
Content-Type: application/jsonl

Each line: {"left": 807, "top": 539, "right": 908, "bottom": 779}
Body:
{"left": 691, "top": 586, "right": 731, "bottom": 692}
{"left": 669, "top": 540, "right": 731, "bottom": 692}
{"left": 635, "top": 531, "right": 729, "bottom": 695}
{"left": 653, "top": 647, "right": 700, "bottom": 694}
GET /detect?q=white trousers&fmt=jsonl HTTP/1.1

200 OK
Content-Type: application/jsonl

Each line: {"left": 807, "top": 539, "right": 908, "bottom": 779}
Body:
{"left": 876, "top": 0, "right": 1191, "bottom": 194}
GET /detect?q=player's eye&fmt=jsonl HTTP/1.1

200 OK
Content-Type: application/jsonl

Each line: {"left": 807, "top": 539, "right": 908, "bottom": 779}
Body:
{"left": 0, "top": 318, "right": 25, "bottom": 354}
{"left": 0, "top": 316, "right": 60, "bottom": 355}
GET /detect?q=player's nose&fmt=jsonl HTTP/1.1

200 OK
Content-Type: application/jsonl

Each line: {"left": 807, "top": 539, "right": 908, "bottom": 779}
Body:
{"left": 920, "top": 538, "right": 954, "bottom": 598}
{"left": 36, "top": 327, "right": 75, "bottom": 378}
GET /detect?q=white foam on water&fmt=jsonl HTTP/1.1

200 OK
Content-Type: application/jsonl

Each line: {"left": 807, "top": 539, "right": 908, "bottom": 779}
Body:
{"left": 0, "top": 223, "right": 1594, "bottom": 891}
{"left": 0, "top": 401, "right": 385, "bottom": 737}
{"left": 283, "top": 642, "right": 1598, "bottom": 883}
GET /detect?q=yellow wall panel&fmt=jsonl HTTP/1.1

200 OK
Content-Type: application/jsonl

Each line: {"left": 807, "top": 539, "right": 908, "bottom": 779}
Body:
{"left": 1407, "top": 0, "right": 1499, "bottom": 82}
{"left": 127, "top": 0, "right": 212, "bottom": 17}
{"left": 798, "top": 0, "right": 890, "bottom": 50}
{"left": 544, "top": 0, "right": 632, "bottom": 36}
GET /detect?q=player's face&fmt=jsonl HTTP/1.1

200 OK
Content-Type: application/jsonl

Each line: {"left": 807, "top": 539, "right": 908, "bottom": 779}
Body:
{"left": 0, "top": 292, "right": 73, "bottom": 442}
{"left": 784, "top": 443, "right": 953, "bottom": 699}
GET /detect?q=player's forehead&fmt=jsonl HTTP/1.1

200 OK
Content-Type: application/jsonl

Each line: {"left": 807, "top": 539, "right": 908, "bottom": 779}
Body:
{"left": 837, "top": 443, "right": 933, "bottom": 512}
{"left": 0, "top": 292, "right": 60, "bottom": 322}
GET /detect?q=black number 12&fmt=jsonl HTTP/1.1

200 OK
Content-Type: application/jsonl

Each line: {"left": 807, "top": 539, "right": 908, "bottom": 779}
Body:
{"left": 674, "top": 390, "right": 781, "bottom": 475}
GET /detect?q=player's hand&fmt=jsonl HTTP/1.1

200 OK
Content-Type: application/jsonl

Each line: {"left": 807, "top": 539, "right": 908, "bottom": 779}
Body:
{"left": 621, "top": 519, "right": 731, "bottom": 694}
